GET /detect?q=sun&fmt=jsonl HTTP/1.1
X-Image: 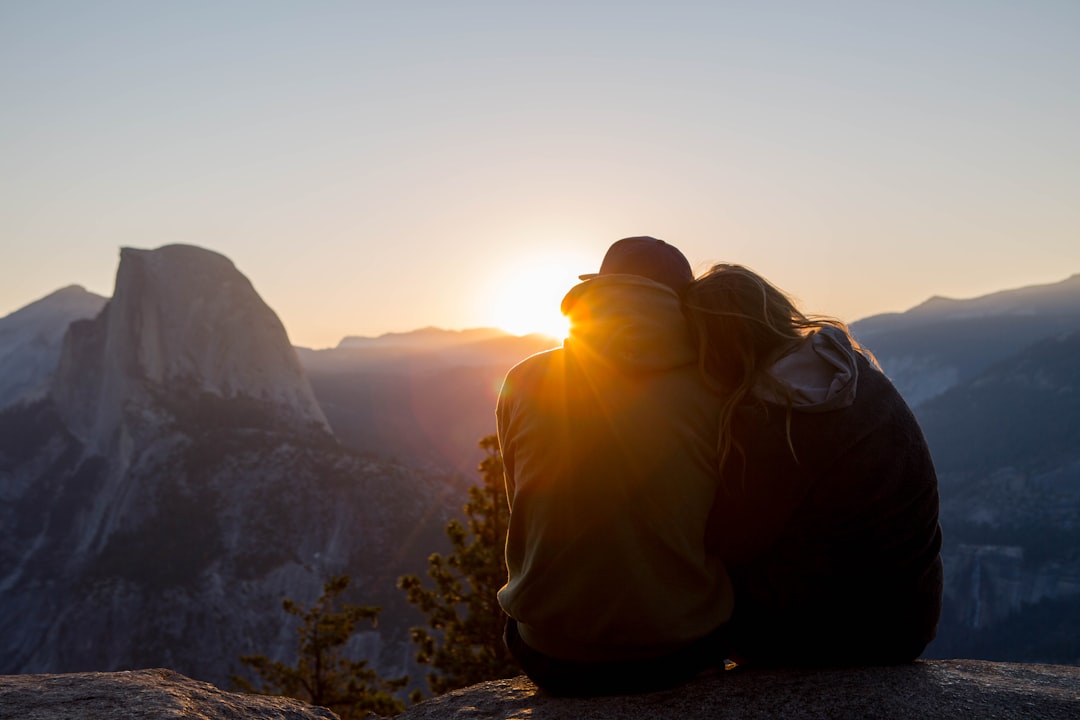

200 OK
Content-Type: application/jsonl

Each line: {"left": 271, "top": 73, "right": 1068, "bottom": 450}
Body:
{"left": 488, "top": 260, "right": 579, "bottom": 340}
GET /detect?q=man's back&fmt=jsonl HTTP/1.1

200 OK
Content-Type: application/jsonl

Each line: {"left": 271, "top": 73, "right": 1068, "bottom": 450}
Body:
{"left": 497, "top": 275, "right": 732, "bottom": 663}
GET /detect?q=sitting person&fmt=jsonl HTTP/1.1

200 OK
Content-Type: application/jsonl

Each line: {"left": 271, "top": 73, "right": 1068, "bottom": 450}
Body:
{"left": 496, "top": 237, "right": 733, "bottom": 695}
{"left": 683, "top": 263, "right": 943, "bottom": 667}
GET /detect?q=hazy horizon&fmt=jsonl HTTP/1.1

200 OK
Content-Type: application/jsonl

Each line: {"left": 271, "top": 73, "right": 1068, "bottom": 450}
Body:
{"left": 6, "top": 251, "right": 1079, "bottom": 351}
{"left": 3, "top": 2, "right": 1078, "bottom": 348}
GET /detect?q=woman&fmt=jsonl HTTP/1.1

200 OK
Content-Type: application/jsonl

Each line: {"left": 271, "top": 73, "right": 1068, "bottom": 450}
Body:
{"left": 683, "top": 264, "right": 943, "bottom": 667}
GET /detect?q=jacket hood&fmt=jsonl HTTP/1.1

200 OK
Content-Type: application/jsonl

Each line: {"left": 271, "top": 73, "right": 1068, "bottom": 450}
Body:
{"left": 560, "top": 274, "right": 696, "bottom": 371}
{"left": 757, "top": 324, "right": 859, "bottom": 412}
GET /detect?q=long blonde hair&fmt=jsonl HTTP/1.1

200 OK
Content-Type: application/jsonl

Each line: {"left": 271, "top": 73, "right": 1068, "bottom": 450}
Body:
{"left": 683, "top": 263, "right": 872, "bottom": 474}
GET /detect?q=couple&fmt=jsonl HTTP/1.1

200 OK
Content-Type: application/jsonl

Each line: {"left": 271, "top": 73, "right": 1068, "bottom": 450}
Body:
{"left": 495, "top": 236, "right": 943, "bottom": 696}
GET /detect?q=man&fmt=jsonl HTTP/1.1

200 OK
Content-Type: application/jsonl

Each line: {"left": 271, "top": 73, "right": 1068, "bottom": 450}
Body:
{"left": 496, "top": 236, "right": 733, "bottom": 696}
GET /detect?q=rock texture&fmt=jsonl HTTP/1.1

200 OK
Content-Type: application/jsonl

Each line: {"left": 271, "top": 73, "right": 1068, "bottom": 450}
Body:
{"left": 51, "top": 244, "right": 328, "bottom": 453}
{"left": 0, "top": 668, "right": 337, "bottom": 720}
{"left": 0, "top": 244, "right": 466, "bottom": 689}
{"left": 397, "top": 661, "right": 1080, "bottom": 720}
{"left": 3, "top": 662, "right": 1077, "bottom": 719}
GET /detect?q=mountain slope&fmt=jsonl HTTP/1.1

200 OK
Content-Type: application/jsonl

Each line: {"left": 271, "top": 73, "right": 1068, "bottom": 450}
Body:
{"left": 852, "top": 274, "right": 1080, "bottom": 407}
{"left": 0, "top": 285, "right": 107, "bottom": 410}
{"left": 917, "top": 330, "right": 1080, "bottom": 663}
{"left": 918, "top": 329, "right": 1080, "bottom": 477}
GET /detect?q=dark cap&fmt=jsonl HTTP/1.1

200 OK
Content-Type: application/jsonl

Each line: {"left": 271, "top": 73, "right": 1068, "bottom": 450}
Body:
{"left": 580, "top": 236, "right": 693, "bottom": 292}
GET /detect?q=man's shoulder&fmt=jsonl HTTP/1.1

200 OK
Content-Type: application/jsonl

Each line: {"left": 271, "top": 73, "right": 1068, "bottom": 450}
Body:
{"left": 508, "top": 346, "right": 564, "bottom": 374}
{"left": 503, "top": 346, "right": 566, "bottom": 390}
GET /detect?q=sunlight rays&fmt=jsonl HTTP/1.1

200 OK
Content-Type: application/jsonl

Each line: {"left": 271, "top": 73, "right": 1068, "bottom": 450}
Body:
{"left": 486, "top": 258, "right": 581, "bottom": 340}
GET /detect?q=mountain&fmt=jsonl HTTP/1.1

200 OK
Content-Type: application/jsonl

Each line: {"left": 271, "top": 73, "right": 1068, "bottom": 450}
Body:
{"left": 0, "top": 244, "right": 467, "bottom": 688}
{"left": 0, "top": 285, "right": 107, "bottom": 410}
{"left": 916, "top": 330, "right": 1080, "bottom": 663}
{"left": 917, "top": 329, "right": 1080, "bottom": 477}
{"left": 336, "top": 327, "right": 512, "bottom": 351}
{"left": 851, "top": 274, "right": 1080, "bottom": 407}
{"left": 850, "top": 273, "right": 1080, "bottom": 663}
{"left": 50, "top": 245, "right": 328, "bottom": 455}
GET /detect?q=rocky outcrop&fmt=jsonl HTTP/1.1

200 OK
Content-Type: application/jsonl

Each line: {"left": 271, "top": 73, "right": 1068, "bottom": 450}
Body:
{"left": 51, "top": 244, "right": 328, "bottom": 453}
{"left": 398, "top": 661, "right": 1080, "bottom": 720}
{"left": 0, "top": 403, "right": 459, "bottom": 686}
{"left": 0, "top": 668, "right": 337, "bottom": 720}
{"left": 0, "top": 244, "right": 466, "bottom": 688}
{"left": 3, "top": 661, "right": 1078, "bottom": 720}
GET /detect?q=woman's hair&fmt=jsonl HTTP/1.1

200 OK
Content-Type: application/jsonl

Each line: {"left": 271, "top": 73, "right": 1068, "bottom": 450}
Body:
{"left": 683, "top": 263, "right": 871, "bottom": 474}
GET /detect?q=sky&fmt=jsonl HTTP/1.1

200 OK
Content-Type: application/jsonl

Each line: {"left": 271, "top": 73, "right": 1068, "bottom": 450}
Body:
{"left": 2, "top": 1, "right": 1078, "bottom": 348}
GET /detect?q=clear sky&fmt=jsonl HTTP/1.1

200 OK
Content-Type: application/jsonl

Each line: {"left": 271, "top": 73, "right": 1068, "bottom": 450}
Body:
{"left": 3, "top": 1, "right": 1078, "bottom": 348}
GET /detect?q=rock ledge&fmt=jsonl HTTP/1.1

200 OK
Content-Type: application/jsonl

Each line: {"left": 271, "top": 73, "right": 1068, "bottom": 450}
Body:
{"left": 2, "top": 660, "right": 1078, "bottom": 720}
{"left": 0, "top": 668, "right": 337, "bottom": 720}
{"left": 398, "top": 659, "right": 1080, "bottom": 720}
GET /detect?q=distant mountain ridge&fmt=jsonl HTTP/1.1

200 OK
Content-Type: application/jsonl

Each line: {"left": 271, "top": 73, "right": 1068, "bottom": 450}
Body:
{"left": 299, "top": 329, "right": 559, "bottom": 472}
{"left": 908, "top": 273, "right": 1080, "bottom": 319}
{"left": 9, "top": 272, "right": 1078, "bottom": 413}
{"left": 852, "top": 273, "right": 1080, "bottom": 407}
{"left": 336, "top": 326, "right": 513, "bottom": 350}
{"left": 0, "top": 285, "right": 107, "bottom": 410}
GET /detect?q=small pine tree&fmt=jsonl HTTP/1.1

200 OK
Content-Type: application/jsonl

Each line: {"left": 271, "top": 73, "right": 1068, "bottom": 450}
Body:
{"left": 233, "top": 575, "right": 406, "bottom": 718}
{"left": 399, "top": 434, "right": 520, "bottom": 697}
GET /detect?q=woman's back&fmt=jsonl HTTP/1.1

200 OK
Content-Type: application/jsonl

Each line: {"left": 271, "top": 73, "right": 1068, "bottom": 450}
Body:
{"left": 685, "top": 265, "right": 943, "bottom": 666}
{"left": 712, "top": 333, "right": 942, "bottom": 665}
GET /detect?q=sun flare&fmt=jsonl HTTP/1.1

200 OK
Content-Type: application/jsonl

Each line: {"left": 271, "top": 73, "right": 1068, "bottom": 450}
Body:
{"left": 489, "top": 260, "right": 580, "bottom": 340}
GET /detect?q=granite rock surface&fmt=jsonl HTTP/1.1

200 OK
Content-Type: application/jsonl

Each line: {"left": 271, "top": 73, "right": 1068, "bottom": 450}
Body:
{"left": 4, "top": 660, "right": 1079, "bottom": 720}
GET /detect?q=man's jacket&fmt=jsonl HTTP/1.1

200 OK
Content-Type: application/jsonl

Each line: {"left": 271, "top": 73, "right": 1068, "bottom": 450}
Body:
{"left": 497, "top": 275, "right": 733, "bottom": 662}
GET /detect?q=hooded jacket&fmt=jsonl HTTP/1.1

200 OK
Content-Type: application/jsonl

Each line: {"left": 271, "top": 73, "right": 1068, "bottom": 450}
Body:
{"left": 496, "top": 275, "right": 733, "bottom": 662}
{"left": 712, "top": 325, "right": 943, "bottom": 665}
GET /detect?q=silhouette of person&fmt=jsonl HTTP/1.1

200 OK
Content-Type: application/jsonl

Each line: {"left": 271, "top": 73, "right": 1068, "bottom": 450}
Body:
{"left": 683, "top": 263, "right": 943, "bottom": 666}
{"left": 496, "top": 237, "right": 733, "bottom": 696}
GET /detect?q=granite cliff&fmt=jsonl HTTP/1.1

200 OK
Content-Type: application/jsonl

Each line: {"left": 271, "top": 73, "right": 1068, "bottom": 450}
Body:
{"left": 0, "top": 244, "right": 465, "bottom": 688}
{"left": 50, "top": 244, "right": 329, "bottom": 456}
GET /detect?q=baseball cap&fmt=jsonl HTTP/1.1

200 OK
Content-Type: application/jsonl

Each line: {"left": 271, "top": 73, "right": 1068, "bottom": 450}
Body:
{"left": 579, "top": 236, "right": 694, "bottom": 293}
